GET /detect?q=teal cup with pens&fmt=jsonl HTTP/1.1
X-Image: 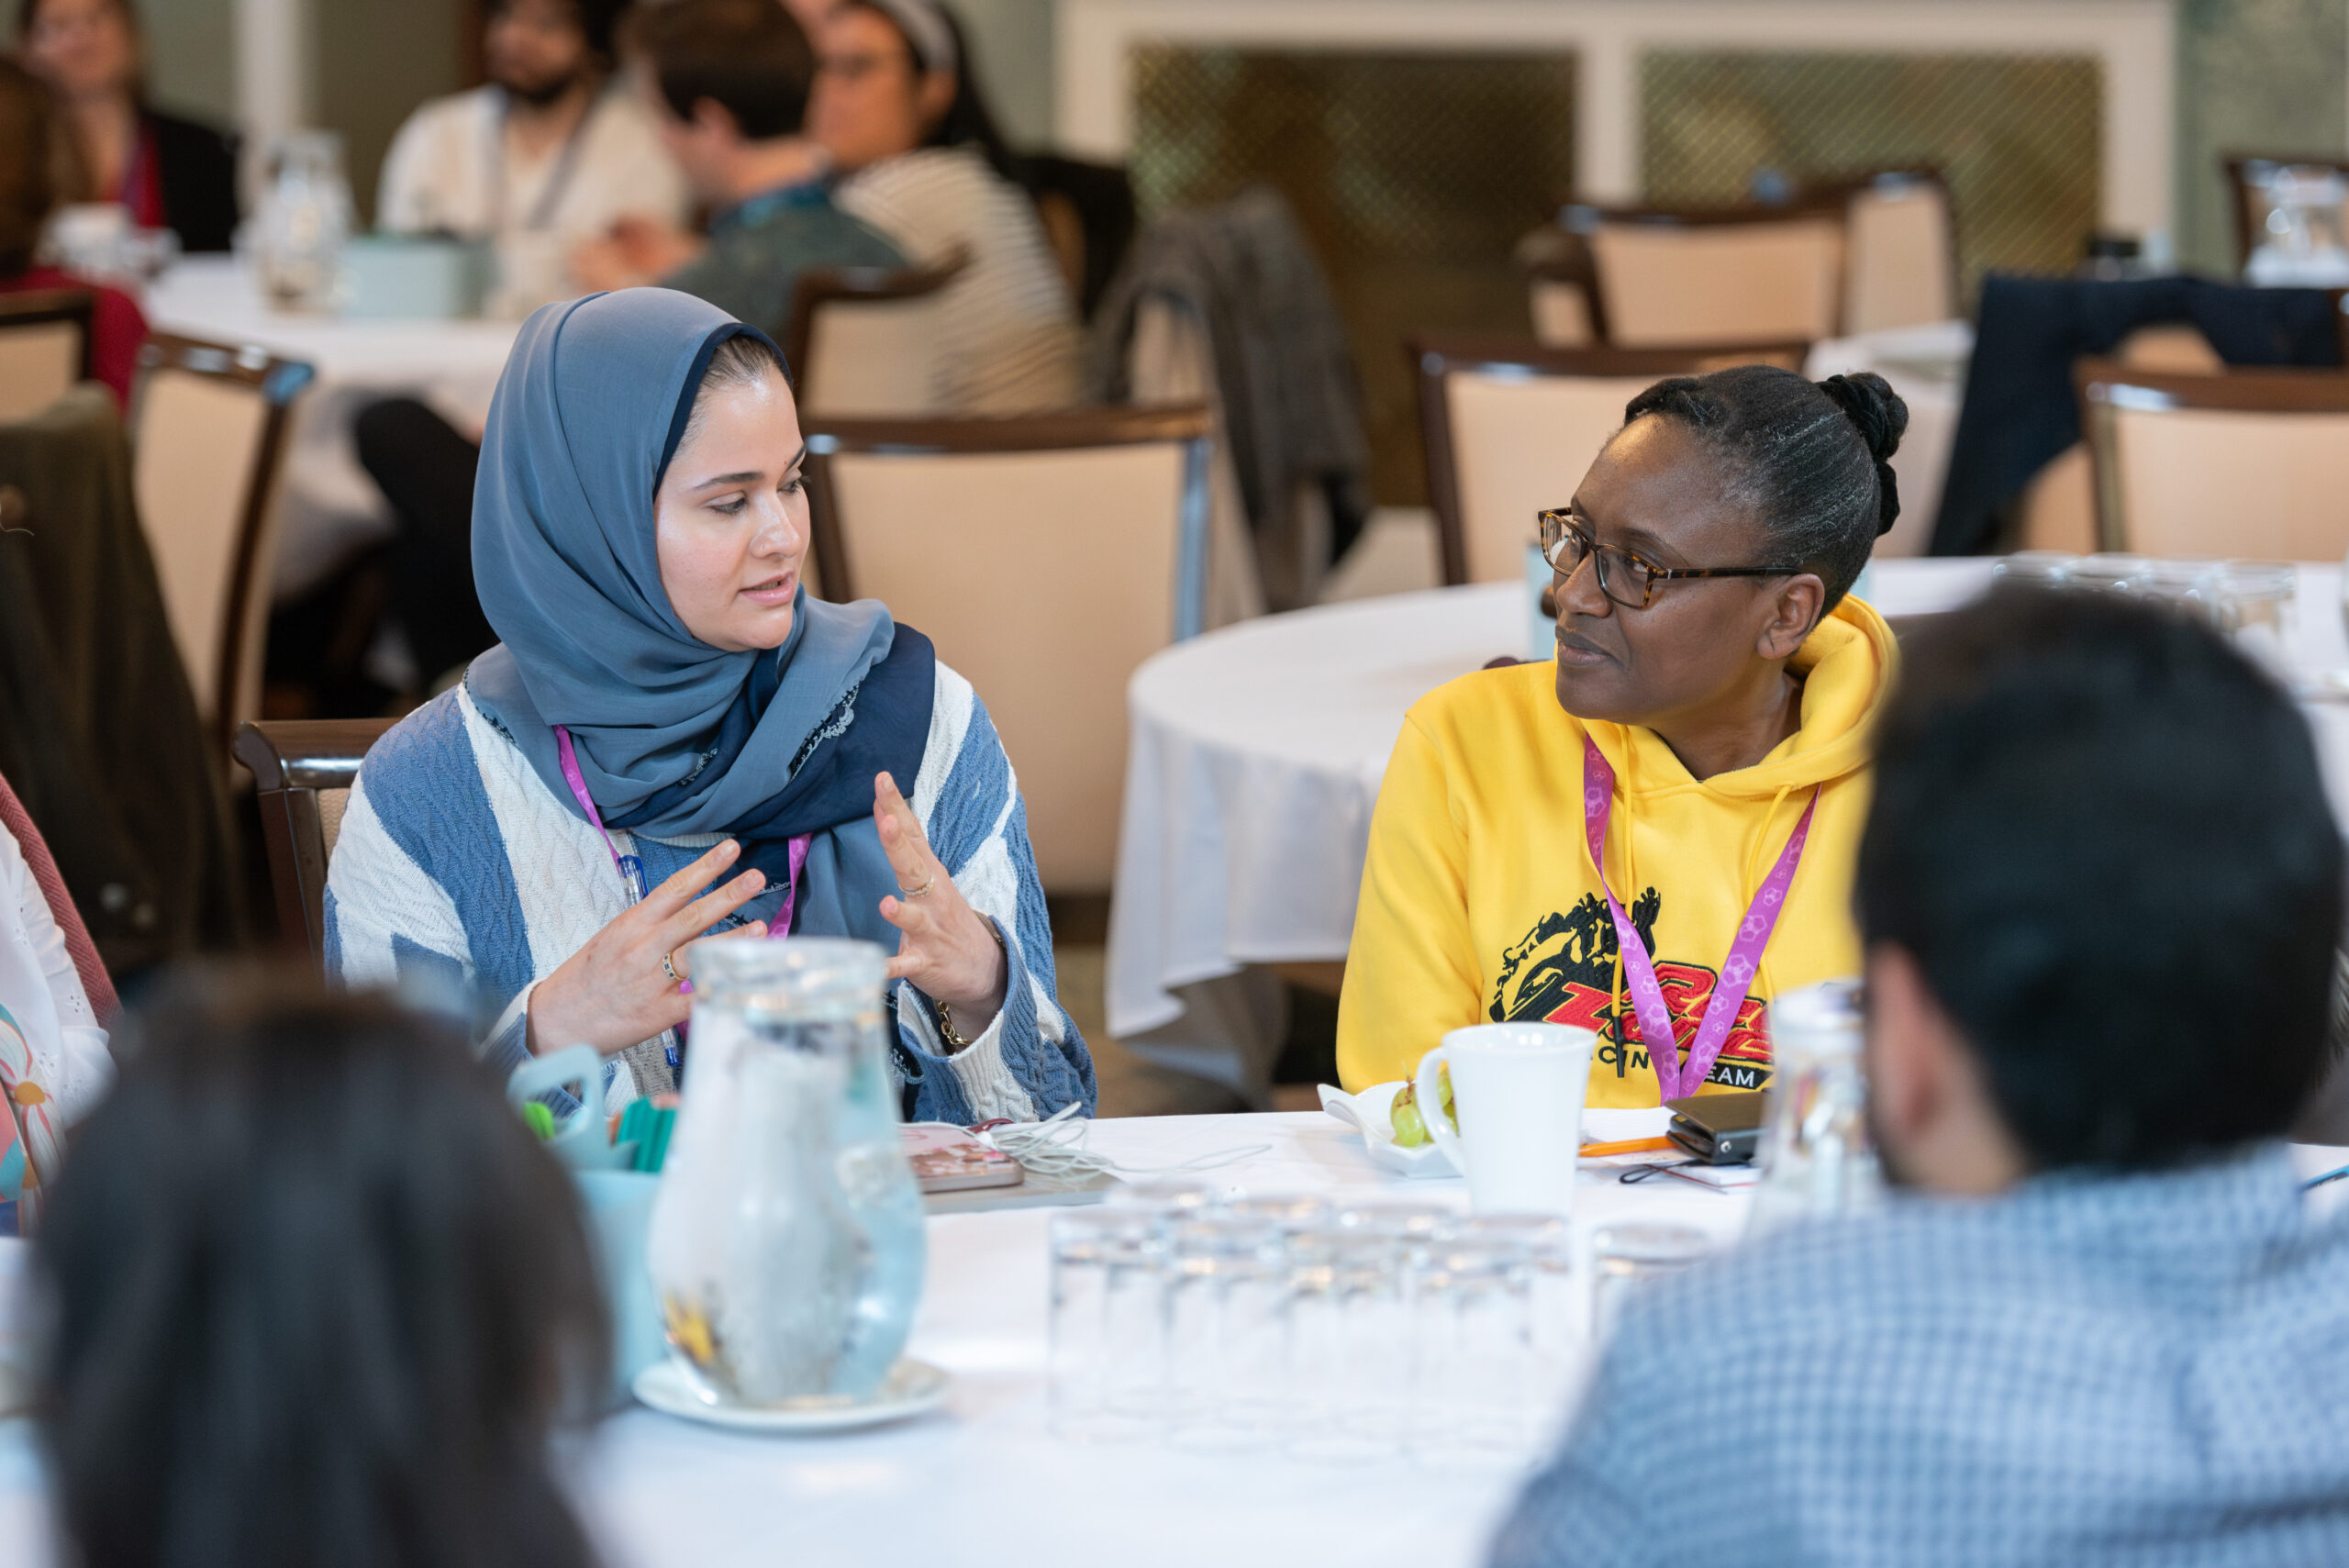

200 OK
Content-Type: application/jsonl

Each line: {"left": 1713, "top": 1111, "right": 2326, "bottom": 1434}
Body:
{"left": 508, "top": 1046, "right": 674, "bottom": 1406}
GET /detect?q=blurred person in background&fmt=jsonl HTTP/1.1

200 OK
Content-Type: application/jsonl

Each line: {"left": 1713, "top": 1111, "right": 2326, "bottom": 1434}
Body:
{"left": 811, "top": 0, "right": 1081, "bottom": 411}
{"left": 15, "top": 0, "right": 237, "bottom": 253}
{"left": 571, "top": 0, "right": 900, "bottom": 338}
{"left": 1492, "top": 588, "right": 2349, "bottom": 1566}
{"left": 365, "top": 0, "right": 900, "bottom": 696}
{"left": 0, "top": 55, "right": 146, "bottom": 405}
{"left": 35, "top": 972, "right": 607, "bottom": 1568}
{"left": 376, "top": 0, "right": 688, "bottom": 314}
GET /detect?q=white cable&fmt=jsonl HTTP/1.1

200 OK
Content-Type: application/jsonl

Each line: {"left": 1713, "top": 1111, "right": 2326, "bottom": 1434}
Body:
{"left": 916, "top": 1104, "right": 1271, "bottom": 1181}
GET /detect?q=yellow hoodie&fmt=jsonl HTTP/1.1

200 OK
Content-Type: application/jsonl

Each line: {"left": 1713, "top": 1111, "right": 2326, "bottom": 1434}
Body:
{"left": 1336, "top": 596, "right": 1895, "bottom": 1108}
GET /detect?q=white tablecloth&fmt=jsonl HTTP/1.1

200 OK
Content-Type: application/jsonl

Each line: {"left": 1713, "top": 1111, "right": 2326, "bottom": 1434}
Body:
{"left": 1108, "top": 559, "right": 2349, "bottom": 1051}
{"left": 143, "top": 257, "right": 520, "bottom": 600}
{"left": 3, "top": 1118, "right": 2344, "bottom": 1563}
{"left": 0, "top": 1111, "right": 1757, "bottom": 1568}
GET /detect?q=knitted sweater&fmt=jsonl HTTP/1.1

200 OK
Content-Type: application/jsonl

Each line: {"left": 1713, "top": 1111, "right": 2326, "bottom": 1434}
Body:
{"left": 324, "top": 662, "right": 1095, "bottom": 1124}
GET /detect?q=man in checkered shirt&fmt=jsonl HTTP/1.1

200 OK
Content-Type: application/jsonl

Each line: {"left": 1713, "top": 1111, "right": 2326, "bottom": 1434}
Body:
{"left": 1494, "top": 587, "right": 2349, "bottom": 1566}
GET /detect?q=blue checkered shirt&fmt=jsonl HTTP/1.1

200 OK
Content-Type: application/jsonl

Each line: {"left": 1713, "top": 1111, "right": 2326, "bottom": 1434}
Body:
{"left": 1492, "top": 1146, "right": 2349, "bottom": 1567}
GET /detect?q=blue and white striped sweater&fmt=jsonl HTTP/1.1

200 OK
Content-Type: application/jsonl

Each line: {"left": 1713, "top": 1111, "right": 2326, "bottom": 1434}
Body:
{"left": 324, "top": 661, "right": 1095, "bottom": 1124}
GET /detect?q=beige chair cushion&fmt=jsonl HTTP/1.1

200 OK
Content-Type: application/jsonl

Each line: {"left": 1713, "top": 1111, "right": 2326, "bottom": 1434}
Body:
{"left": 134, "top": 367, "right": 273, "bottom": 723}
{"left": 1844, "top": 183, "right": 1955, "bottom": 334}
{"left": 1128, "top": 296, "right": 1265, "bottom": 627}
{"left": 2018, "top": 442, "right": 2098, "bottom": 554}
{"left": 1445, "top": 370, "right": 1653, "bottom": 584}
{"left": 1529, "top": 279, "right": 1595, "bottom": 347}
{"left": 1591, "top": 217, "right": 1844, "bottom": 348}
{"left": 0, "top": 322, "right": 80, "bottom": 422}
{"left": 800, "top": 296, "right": 951, "bottom": 417}
{"left": 2108, "top": 405, "right": 2349, "bottom": 560}
{"left": 827, "top": 440, "right": 1190, "bottom": 891}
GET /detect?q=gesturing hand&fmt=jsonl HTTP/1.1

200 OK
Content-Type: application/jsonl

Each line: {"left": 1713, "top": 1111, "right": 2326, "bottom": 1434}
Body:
{"left": 874, "top": 771, "right": 1008, "bottom": 1044}
{"left": 528, "top": 839, "right": 770, "bottom": 1056}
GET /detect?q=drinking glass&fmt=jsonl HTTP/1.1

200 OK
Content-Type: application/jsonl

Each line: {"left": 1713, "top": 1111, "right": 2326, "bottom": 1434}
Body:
{"left": 1590, "top": 1223, "right": 1710, "bottom": 1345}
{"left": 1408, "top": 1236, "right": 1538, "bottom": 1466}
{"left": 1049, "top": 1208, "right": 1169, "bottom": 1441}
{"left": 1455, "top": 1214, "right": 1577, "bottom": 1431}
{"left": 1993, "top": 550, "right": 2077, "bottom": 586}
{"left": 2213, "top": 561, "right": 2298, "bottom": 676}
{"left": 1164, "top": 1215, "right": 1288, "bottom": 1449}
{"left": 1285, "top": 1225, "right": 1411, "bottom": 1464}
{"left": 2065, "top": 553, "right": 2152, "bottom": 595}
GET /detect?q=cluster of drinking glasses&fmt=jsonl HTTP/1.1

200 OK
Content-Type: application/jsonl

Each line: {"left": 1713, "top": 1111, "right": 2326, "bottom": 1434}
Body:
{"left": 1048, "top": 1183, "right": 1708, "bottom": 1467}
{"left": 1996, "top": 552, "right": 2298, "bottom": 672}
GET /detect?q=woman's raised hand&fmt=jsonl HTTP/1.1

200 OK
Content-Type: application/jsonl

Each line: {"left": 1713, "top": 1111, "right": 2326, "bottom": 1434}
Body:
{"left": 874, "top": 772, "right": 1008, "bottom": 1045}
{"left": 527, "top": 839, "right": 770, "bottom": 1057}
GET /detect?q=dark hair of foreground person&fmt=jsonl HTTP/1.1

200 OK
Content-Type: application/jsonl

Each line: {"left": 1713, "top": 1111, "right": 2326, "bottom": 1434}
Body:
{"left": 34, "top": 970, "right": 607, "bottom": 1568}
{"left": 1858, "top": 584, "right": 2343, "bottom": 1170}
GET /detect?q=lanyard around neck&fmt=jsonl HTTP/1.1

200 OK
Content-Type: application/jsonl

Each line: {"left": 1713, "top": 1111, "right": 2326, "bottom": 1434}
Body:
{"left": 553, "top": 725, "right": 807, "bottom": 947}
{"left": 1581, "top": 735, "right": 1816, "bottom": 1103}
{"left": 490, "top": 85, "right": 601, "bottom": 233}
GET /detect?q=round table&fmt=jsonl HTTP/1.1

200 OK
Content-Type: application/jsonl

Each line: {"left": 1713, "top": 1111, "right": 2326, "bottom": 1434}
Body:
{"left": 0, "top": 1111, "right": 1752, "bottom": 1568}
{"left": 1108, "top": 558, "right": 2349, "bottom": 1069}
{"left": 143, "top": 257, "right": 520, "bottom": 601}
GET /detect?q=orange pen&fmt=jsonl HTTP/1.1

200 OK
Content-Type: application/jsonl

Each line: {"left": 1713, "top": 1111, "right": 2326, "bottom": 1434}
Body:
{"left": 1578, "top": 1135, "right": 1678, "bottom": 1158}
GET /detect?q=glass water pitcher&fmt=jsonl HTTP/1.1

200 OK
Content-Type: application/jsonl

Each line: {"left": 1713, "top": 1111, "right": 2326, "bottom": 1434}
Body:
{"left": 646, "top": 939, "right": 926, "bottom": 1406}
{"left": 1746, "top": 978, "right": 1881, "bottom": 1238}
{"left": 254, "top": 132, "right": 354, "bottom": 312}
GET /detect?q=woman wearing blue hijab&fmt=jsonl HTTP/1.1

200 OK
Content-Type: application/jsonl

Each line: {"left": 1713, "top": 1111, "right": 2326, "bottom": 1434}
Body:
{"left": 324, "top": 287, "right": 1094, "bottom": 1121}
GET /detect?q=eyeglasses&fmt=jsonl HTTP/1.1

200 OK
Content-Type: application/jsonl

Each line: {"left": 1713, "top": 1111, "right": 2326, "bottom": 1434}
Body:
{"left": 1537, "top": 508, "right": 1798, "bottom": 611}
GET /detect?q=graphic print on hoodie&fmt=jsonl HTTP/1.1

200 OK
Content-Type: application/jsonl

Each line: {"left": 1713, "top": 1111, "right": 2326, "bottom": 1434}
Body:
{"left": 1488, "top": 889, "right": 1774, "bottom": 1093}
{"left": 1336, "top": 595, "right": 1896, "bottom": 1110}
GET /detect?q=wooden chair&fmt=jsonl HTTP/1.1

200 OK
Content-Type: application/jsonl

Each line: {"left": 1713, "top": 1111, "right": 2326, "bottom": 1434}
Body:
{"left": 2075, "top": 359, "right": 2349, "bottom": 558}
{"left": 1541, "top": 201, "right": 1846, "bottom": 350}
{"left": 804, "top": 405, "right": 1212, "bottom": 893}
{"left": 0, "top": 287, "right": 94, "bottom": 421}
{"left": 232, "top": 717, "right": 393, "bottom": 962}
{"left": 1412, "top": 334, "right": 1809, "bottom": 586}
{"left": 784, "top": 248, "right": 970, "bottom": 417}
{"left": 131, "top": 333, "right": 314, "bottom": 753}
{"left": 2223, "top": 155, "right": 2349, "bottom": 272}
{"left": 1831, "top": 170, "right": 1958, "bottom": 334}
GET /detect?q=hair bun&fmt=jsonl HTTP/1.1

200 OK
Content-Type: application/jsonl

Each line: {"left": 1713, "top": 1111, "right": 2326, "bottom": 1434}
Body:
{"left": 1818, "top": 372, "right": 1909, "bottom": 537}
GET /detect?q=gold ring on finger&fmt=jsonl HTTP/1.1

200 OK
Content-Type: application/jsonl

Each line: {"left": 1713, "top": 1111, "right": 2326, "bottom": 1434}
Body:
{"left": 661, "top": 949, "right": 682, "bottom": 984}
{"left": 896, "top": 873, "right": 937, "bottom": 898}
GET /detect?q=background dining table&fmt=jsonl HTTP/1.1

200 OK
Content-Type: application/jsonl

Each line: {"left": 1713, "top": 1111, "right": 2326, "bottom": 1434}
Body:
{"left": 143, "top": 255, "right": 522, "bottom": 604}
{"left": 1107, "top": 558, "right": 2349, "bottom": 1085}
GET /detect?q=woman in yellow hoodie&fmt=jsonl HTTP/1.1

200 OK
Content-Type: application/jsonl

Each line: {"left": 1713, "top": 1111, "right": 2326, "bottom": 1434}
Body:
{"left": 1338, "top": 364, "right": 1905, "bottom": 1109}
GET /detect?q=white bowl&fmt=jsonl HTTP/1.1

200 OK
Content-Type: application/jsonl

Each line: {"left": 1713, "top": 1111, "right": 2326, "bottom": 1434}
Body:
{"left": 1317, "top": 1081, "right": 1459, "bottom": 1178}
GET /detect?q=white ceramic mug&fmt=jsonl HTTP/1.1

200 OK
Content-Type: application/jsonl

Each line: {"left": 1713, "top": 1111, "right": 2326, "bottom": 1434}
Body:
{"left": 1416, "top": 1023, "right": 1595, "bottom": 1216}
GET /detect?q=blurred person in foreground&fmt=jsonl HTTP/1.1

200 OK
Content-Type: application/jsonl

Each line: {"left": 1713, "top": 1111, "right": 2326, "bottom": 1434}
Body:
{"left": 1492, "top": 587, "right": 2349, "bottom": 1567}
{"left": 810, "top": 0, "right": 1081, "bottom": 411}
{"left": 570, "top": 0, "right": 902, "bottom": 337}
{"left": 363, "top": 0, "right": 901, "bottom": 695}
{"left": 1338, "top": 367, "right": 1906, "bottom": 1108}
{"left": 35, "top": 971, "right": 607, "bottom": 1568}
{"left": 376, "top": 0, "right": 688, "bottom": 314}
{"left": 0, "top": 55, "right": 146, "bottom": 405}
{"left": 15, "top": 0, "right": 237, "bottom": 253}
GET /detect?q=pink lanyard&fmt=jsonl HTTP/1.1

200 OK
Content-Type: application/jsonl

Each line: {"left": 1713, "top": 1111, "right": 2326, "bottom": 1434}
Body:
{"left": 553, "top": 726, "right": 808, "bottom": 970}
{"left": 1581, "top": 735, "right": 1816, "bottom": 1103}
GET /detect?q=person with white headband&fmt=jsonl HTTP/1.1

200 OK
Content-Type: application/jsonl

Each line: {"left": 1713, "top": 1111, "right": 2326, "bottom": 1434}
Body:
{"left": 810, "top": 0, "right": 1083, "bottom": 413}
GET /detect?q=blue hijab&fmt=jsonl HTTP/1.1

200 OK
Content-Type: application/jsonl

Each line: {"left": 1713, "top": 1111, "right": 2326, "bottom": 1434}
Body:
{"left": 465, "top": 288, "right": 934, "bottom": 941}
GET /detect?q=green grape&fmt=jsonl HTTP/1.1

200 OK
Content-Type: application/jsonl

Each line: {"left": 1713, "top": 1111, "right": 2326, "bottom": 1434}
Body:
{"left": 1390, "top": 1083, "right": 1430, "bottom": 1147}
